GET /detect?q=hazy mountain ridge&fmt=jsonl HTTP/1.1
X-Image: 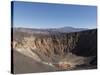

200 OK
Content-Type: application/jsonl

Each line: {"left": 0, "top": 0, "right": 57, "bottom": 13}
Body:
{"left": 13, "top": 26, "right": 88, "bottom": 34}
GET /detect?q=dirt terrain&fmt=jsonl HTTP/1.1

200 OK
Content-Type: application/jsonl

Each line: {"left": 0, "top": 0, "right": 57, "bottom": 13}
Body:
{"left": 12, "top": 28, "right": 97, "bottom": 74}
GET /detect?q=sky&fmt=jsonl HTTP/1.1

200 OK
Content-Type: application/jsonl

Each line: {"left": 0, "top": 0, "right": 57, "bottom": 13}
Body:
{"left": 12, "top": 1, "right": 97, "bottom": 29}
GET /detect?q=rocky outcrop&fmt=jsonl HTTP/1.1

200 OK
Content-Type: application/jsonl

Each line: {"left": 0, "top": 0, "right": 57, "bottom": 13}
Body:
{"left": 12, "top": 28, "right": 97, "bottom": 70}
{"left": 71, "top": 29, "right": 97, "bottom": 57}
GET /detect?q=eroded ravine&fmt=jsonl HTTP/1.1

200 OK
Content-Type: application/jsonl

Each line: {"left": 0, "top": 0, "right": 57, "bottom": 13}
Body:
{"left": 12, "top": 29, "right": 97, "bottom": 70}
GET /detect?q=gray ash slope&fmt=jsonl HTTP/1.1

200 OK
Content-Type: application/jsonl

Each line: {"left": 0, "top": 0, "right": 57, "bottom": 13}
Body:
{"left": 12, "top": 27, "right": 97, "bottom": 73}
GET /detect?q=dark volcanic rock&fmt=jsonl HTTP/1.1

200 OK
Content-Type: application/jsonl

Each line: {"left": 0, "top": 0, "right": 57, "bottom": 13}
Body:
{"left": 71, "top": 29, "right": 97, "bottom": 57}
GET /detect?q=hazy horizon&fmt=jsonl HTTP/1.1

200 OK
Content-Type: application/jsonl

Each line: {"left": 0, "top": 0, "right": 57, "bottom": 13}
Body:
{"left": 12, "top": 1, "right": 97, "bottom": 29}
{"left": 13, "top": 26, "right": 97, "bottom": 30}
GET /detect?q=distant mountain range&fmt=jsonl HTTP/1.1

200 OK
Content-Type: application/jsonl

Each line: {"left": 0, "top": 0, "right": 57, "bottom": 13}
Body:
{"left": 46, "top": 26, "right": 88, "bottom": 33}
{"left": 13, "top": 26, "right": 89, "bottom": 34}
